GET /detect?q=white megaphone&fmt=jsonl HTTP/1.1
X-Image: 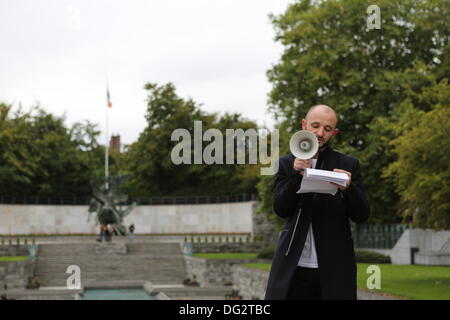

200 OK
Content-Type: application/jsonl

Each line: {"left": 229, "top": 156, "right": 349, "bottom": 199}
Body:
{"left": 289, "top": 130, "right": 319, "bottom": 160}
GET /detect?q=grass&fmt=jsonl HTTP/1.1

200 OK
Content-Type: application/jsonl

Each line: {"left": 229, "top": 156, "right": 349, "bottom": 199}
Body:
{"left": 0, "top": 256, "right": 29, "bottom": 262}
{"left": 193, "top": 253, "right": 258, "bottom": 260}
{"left": 242, "top": 263, "right": 271, "bottom": 272}
{"left": 240, "top": 262, "right": 450, "bottom": 300}
{"left": 356, "top": 263, "right": 450, "bottom": 300}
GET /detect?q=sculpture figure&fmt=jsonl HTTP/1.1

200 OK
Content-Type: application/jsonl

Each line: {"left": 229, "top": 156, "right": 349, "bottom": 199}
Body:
{"left": 88, "top": 174, "right": 137, "bottom": 241}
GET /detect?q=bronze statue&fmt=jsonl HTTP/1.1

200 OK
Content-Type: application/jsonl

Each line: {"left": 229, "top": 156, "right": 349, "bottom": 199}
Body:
{"left": 88, "top": 174, "right": 137, "bottom": 241}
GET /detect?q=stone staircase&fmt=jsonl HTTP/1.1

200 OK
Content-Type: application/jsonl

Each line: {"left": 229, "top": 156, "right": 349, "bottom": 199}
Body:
{"left": 154, "top": 285, "right": 233, "bottom": 300}
{"left": 33, "top": 242, "right": 187, "bottom": 287}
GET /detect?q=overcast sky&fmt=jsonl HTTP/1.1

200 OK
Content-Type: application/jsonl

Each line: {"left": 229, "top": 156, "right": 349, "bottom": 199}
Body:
{"left": 0, "top": 0, "right": 292, "bottom": 145}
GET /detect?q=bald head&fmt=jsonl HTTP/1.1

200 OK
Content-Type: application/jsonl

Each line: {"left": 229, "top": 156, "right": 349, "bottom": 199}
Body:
{"left": 302, "top": 104, "right": 339, "bottom": 147}
{"left": 305, "top": 105, "right": 338, "bottom": 126}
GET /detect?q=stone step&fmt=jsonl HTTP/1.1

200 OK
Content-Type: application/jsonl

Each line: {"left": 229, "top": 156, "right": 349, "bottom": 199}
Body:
{"left": 35, "top": 271, "right": 185, "bottom": 277}
{"left": 39, "top": 273, "right": 186, "bottom": 280}
{"left": 38, "top": 276, "right": 185, "bottom": 283}
{"left": 34, "top": 264, "right": 185, "bottom": 268}
{"left": 37, "top": 249, "right": 184, "bottom": 255}
{"left": 34, "top": 258, "right": 186, "bottom": 265}
{"left": 37, "top": 250, "right": 182, "bottom": 257}
{"left": 35, "top": 254, "right": 186, "bottom": 260}
{"left": 37, "top": 243, "right": 182, "bottom": 251}
{"left": 35, "top": 259, "right": 186, "bottom": 264}
{"left": 34, "top": 264, "right": 184, "bottom": 270}
{"left": 159, "top": 286, "right": 232, "bottom": 298}
{"left": 34, "top": 263, "right": 186, "bottom": 268}
{"left": 34, "top": 269, "right": 187, "bottom": 276}
{"left": 36, "top": 278, "right": 187, "bottom": 287}
{"left": 34, "top": 242, "right": 188, "bottom": 286}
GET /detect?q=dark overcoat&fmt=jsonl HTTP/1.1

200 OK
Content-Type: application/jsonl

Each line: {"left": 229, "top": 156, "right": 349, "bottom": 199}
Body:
{"left": 265, "top": 144, "right": 370, "bottom": 300}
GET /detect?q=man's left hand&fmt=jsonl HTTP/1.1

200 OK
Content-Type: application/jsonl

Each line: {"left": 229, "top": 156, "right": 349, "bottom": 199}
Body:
{"left": 331, "top": 169, "right": 352, "bottom": 191}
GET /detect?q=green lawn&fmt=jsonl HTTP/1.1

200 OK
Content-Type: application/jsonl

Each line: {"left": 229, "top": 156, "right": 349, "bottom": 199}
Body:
{"left": 356, "top": 263, "right": 450, "bottom": 300}
{"left": 242, "top": 263, "right": 271, "bottom": 272}
{"left": 193, "top": 253, "right": 258, "bottom": 260}
{"left": 241, "top": 262, "right": 450, "bottom": 300}
{"left": 0, "top": 256, "right": 29, "bottom": 262}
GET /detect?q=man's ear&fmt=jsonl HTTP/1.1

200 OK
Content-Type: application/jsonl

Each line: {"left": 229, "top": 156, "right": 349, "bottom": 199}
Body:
{"left": 333, "top": 128, "right": 340, "bottom": 136}
{"left": 301, "top": 119, "right": 307, "bottom": 130}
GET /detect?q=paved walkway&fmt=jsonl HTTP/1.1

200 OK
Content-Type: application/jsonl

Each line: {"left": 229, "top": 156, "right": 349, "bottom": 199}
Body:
{"left": 357, "top": 288, "right": 405, "bottom": 300}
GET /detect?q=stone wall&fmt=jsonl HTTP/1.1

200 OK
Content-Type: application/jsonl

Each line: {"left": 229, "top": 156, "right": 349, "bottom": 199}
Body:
{"left": 0, "top": 259, "right": 35, "bottom": 289}
{"left": 0, "top": 245, "right": 29, "bottom": 256}
{"left": 0, "top": 201, "right": 255, "bottom": 235}
{"left": 184, "top": 256, "right": 269, "bottom": 287}
{"left": 2, "top": 289, "right": 80, "bottom": 300}
{"left": 390, "top": 229, "right": 450, "bottom": 265}
{"left": 251, "top": 202, "right": 278, "bottom": 245}
{"left": 232, "top": 264, "right": 268, "bottom": 300}
{"left": 191, "top": 242, "right": 264, "bottom": 254}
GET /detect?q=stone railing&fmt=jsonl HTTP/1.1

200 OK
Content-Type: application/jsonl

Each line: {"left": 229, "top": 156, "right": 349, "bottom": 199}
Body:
{"left": 0, "top": 245, "right": 29, "bottom": 256}
{"left": 184, "top": 256, "right": 269, "bottom": 287}
{"left": 189, "top": 242, "right": 264, "bottom": 253}
{"left": 183, "top": 233, "right": 253, "bottom": 244}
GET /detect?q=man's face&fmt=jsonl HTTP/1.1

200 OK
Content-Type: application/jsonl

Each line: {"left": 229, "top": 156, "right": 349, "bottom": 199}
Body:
{"left": 302, "top": 109, "right": 339, "bottom": 147}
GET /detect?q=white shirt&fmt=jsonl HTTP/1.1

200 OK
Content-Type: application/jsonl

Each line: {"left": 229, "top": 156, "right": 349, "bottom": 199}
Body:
{"left": 297, "top": 159, "right": 319, "bottom": 268}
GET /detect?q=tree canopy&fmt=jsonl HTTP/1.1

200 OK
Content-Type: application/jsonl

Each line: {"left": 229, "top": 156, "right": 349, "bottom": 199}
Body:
{"left": 259, "top": 0, "right": 450, "bottom": 228}
{"left": 123, "top": 82, "right": 260, "bottom": 198}
{"left": 0, "top": 103, "right": 107, "bottom": 198}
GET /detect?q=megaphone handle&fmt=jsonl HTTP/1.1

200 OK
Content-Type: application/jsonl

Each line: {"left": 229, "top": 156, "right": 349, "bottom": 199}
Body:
{"left": 293, "top": 158, "right": 312, "bottom": 174}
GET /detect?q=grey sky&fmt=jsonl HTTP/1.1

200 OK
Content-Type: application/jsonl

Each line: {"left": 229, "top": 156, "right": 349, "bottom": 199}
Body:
{"left": 0, "top": 0, "right": 292, "bottom": 146}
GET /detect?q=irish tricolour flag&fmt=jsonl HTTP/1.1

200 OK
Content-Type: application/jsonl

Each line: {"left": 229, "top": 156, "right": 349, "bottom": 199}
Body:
{"left": 107, "top": 88, "right": 112, "bottom": 108}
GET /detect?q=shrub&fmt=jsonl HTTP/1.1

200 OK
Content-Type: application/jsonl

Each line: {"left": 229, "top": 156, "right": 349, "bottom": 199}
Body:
{"left": 257, "top": 245, "right": 276, "bottom": 260}
{"left": 253, "top": 235, "right": 264, "bottom": 242}
{"left": 355, "top": 250, "right": 391, "bottom": 264}
{"left": 256, "top": 247, "right": 390, "bottom": 263}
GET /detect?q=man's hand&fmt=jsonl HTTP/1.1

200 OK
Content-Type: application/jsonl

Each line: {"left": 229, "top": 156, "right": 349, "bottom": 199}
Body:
{"left": 331, "top": 169, "right": 352, "bottom": 190}
{"left": 293, "top": 158, "right": 312, "bottom": 176}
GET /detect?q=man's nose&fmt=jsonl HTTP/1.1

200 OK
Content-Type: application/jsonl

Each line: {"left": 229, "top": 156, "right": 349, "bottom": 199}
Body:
{"left": 316, "top": 128, "right": 324, "bottom": 137}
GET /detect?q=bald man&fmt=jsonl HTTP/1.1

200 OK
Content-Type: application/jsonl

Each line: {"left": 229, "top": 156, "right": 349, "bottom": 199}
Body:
{"left": 265, "top": 105, "right": 370, "bottom": 300}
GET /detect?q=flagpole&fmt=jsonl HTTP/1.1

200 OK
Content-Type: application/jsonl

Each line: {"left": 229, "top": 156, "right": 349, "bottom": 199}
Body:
{"left": 105, "top": 87, "right": 110, "bottom": 190}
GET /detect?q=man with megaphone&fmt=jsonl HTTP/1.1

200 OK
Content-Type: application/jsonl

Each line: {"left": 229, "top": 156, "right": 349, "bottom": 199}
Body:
{"left": 265, "top": 104, "right": 370, "bottom": 300}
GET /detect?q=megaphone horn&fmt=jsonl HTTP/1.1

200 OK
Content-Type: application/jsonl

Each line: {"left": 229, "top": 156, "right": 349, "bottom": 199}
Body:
{"left": 289, "top": 130, "right": 319, "bottom": 160}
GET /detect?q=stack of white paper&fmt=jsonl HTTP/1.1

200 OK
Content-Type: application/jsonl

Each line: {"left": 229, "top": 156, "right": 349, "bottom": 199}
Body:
{"left": 304, "top": 169, "right": 349, "bottom": 186}
{"left": 296, "top": 168, "right": 349, "bottom": 195}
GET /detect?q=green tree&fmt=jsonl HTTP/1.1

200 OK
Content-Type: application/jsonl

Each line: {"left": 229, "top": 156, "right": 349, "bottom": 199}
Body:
{"left": 383, "top": 79, "right": 450, "bottom": 229}
{"left": 0, "top": 103, "right": 106, "bottom": 199}
{"left": 260, "top": 0, "right": 450, "bottom": 224}
{"left": 0, "top": 103, "right": 38, "bottom": 196}
{"left": 124, "top": 83, "right": 260, "bottom": 198}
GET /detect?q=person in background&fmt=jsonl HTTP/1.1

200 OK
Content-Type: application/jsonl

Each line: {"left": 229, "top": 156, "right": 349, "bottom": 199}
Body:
{"left": 128, "top": 224, "right": 135, "bottom": 242}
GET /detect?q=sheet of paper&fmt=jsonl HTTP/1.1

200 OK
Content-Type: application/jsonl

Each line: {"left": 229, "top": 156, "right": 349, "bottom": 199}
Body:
{"left": 304, "top": 168, "right": 349, "bottom": 187}
{"left": 296, "top": 168, "right": 349, "bottom": 195}
{"left": 297, "top": 175, "right": 339, "bottom": 195}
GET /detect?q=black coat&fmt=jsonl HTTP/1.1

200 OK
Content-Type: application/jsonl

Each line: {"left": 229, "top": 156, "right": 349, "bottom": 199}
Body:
{"left": 265, "top": 145, "right": 370, "bottom": 300}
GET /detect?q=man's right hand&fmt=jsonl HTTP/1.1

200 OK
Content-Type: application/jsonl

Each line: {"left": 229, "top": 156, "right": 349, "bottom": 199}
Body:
{"left": 293, "top": 158, "right": 312, "bottom": 175}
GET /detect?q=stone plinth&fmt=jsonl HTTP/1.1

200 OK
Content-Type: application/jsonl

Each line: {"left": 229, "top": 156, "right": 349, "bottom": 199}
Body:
{"left": 95, "top": 243, "right": 127, "bottom": 255}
